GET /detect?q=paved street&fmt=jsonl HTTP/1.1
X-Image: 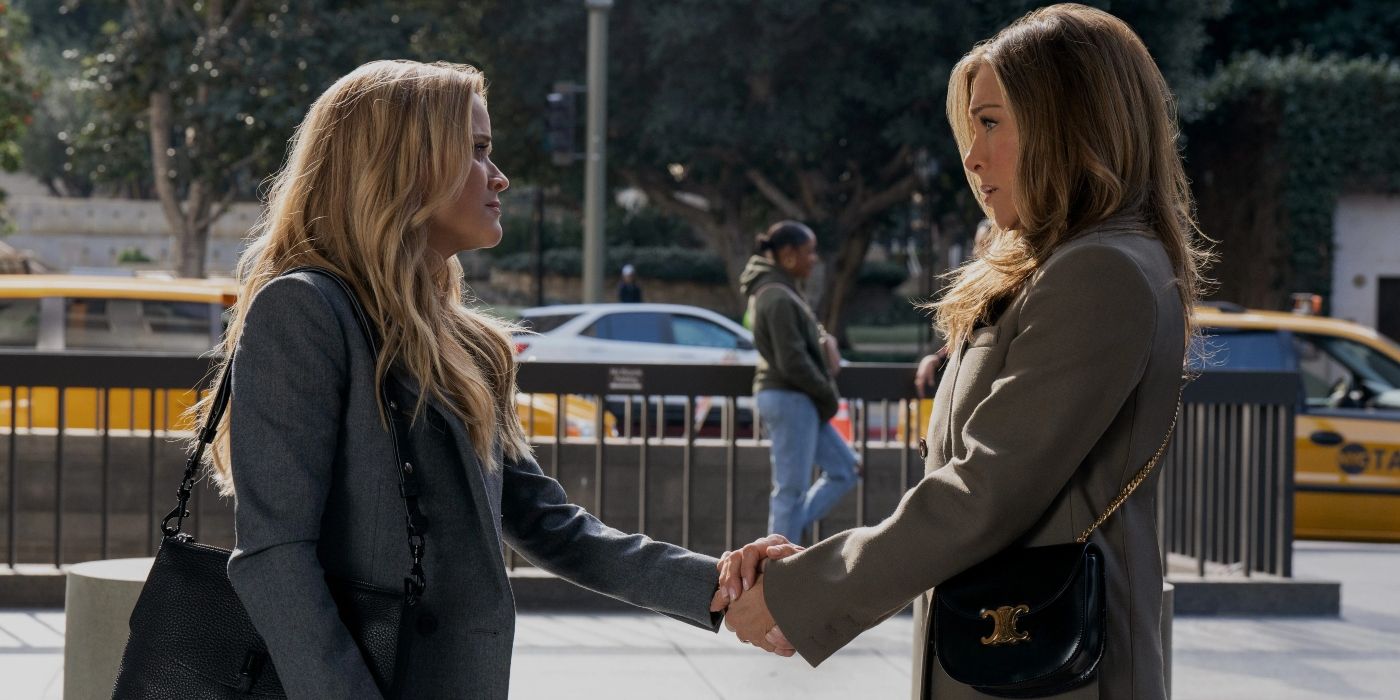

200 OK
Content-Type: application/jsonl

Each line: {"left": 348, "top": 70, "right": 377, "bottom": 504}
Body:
{"left": 3, "top": 541, "right": 1398, "bottom": 699}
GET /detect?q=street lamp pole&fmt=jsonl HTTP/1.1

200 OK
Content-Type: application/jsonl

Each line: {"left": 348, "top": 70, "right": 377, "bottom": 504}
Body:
{"left": 582, "top": 0, "right": 612, "bottom": 303}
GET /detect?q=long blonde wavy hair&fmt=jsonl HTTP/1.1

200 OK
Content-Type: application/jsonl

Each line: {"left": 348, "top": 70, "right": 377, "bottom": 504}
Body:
{"left": 196, "top": 60, "right": 531, "bottom": 496}
{"left": 934, "top": 4, "right": 1212, "bottom": 351}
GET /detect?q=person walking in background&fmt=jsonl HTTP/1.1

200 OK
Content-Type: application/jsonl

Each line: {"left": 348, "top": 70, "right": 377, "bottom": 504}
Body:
{"left": 739, "top": 221, "right": 859, "bottom": 545}
{"left": 617, "top": 263, "right": 643, "bottom": 302}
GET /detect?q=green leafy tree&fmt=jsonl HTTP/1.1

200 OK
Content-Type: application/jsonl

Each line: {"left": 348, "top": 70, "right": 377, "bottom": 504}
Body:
{"left": 420, "top": 0, "right": 1222, "bottom": 334}
{"left": 1181, "top": 0, "right": 1400, "bottom": 308}
{"left": 12, "top": 0, "right": 123, "bottom": 198}
{"left": 1199, "top": 0, "right": 1400, "bottom": 69}
{"left": 18, "top": 67, "right": 108, "bottom": 198}
{"left": 0, "top": 1, "right": 36, "bottom": 229}
{"left": 1186, "top": 54, "right": 1400, "bottom": 308}
{"left": 75, "top": 1, "right": 427, "bottom": 277}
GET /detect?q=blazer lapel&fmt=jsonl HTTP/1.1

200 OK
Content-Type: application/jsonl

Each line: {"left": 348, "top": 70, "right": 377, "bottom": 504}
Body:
{"left": 386, "top": 369, "right": 506, "bottom": 554}
{"left": 936, "top": 298, "right": 1016, "bottom": 466}
{"left": 933, "top": 348, "right": 961, "bottom": 469}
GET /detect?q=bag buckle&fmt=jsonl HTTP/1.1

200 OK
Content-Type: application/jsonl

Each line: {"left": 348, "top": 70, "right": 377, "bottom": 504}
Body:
{"left": 979, "top": 604, "right": 1031, "bottom": 646}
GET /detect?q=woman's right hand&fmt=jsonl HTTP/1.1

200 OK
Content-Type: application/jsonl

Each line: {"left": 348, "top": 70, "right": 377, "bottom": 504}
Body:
{"left": 716, "top": 534, "right": 804, "bottom": 603}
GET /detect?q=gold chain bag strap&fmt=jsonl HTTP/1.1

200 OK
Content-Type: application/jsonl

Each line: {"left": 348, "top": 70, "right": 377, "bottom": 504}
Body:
{"left": 930, "top": 386, "right": 1184, "bottom": 698}
{"left": 1077, "top": 389, "right": 1183, "bottom": 544}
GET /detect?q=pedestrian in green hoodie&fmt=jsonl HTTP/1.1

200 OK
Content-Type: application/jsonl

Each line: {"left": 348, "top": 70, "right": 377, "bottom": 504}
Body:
{"left": 738, "top": 220, "right": 859, "bottom": 545}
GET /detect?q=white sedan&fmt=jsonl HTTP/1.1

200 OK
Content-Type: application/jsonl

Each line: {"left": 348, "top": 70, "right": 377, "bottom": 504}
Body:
{"left": 512, "top": 303, "right": 863, "bottom": 440}
{"left": 513, "top": 303, "right": 758, "bottom": 366}
{"left": 513, "top": 303, "right": 760, "bottom": 432}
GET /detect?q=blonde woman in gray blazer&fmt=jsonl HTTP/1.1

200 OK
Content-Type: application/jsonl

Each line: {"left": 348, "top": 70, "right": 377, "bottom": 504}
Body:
{"left": 718, "top": 5, "right": 1212, "bottom": 699}
{"left": 193, "top": 61, "right": 725, "bottom": 699}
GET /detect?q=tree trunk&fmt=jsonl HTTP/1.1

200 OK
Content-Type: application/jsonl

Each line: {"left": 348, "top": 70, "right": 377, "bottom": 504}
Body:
{"left": 819, "top": 224, "right": 874, "bottom": 347}
{"left": 171, "top": 219, "right": 211, "bottom": 278}
{"left": 148, "top": 90, "right": 213, "bottom": 278}
{"left": 815, "top": 172, "right": 919, "bottom": 347}
{"left": 635, "top": 162, "right": 916, "bottom": 324}
{"left": 632, "top": 177, "right": 755, "bottom": 315}
{"left": 138, "top": 0, "right": 248, "bottom": 279}
{"left": 716, "top": 222, "right": 753, "bottom": 309}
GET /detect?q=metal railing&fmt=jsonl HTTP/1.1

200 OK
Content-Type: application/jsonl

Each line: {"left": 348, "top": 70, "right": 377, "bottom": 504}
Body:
{"left": 514, "top": 361, "right": 929, "bottom": 557}
{"left": 0, "top": 351, "right": 1297, "bottom": 581}
{"left": 1166, "top": 371, "right": 1299, "bottom": 577}
{"left": 0, "top": 351, "right": 220, "bottom": 568}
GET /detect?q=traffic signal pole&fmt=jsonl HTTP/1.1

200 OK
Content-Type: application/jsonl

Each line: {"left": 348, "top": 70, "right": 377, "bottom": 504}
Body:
{"left": 582, "top": 0, "right": 612, "bottom": 303}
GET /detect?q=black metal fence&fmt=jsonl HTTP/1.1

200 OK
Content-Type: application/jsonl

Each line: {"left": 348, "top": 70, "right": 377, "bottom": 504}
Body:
{"left": 0, "top": 351, "right": 220, "bottom": 568}
{"left": 1162, "top": 372, "right": 1299, "bottom": 577}
{"left": 514, "top": 361, "right": 931, "bottom": 557}
{"left": 0, "top": 351, "right": 1296, "bottom": 579}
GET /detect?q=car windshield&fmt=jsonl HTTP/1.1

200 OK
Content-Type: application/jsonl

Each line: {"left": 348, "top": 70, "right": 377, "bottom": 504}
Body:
{"left": 65, "top": 298, "right": 216, "bottom": 352}
{"left": 1295, "top": 333, "right": 1400, "bottom": 410}
{"left": 0, "top": 299, "right": 40, "bottom": 347}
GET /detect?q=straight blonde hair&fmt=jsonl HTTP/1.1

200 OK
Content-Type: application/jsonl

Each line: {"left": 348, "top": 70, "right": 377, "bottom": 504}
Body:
{"left": 195, "top": 60, "right": 530, "bottom": 495}
{"left": 935, "top": 4, "right": 1212, "bottom": 350}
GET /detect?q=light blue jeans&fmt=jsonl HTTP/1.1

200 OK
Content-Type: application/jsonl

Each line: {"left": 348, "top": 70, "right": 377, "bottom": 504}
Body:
{"left": 757, "top": 389, "right": 859, "bottom": 544}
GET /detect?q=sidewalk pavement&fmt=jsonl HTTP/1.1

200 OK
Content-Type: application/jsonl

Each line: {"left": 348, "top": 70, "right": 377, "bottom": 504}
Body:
{"left": 4, "top": 541, "right": 1398, "bottom": 699}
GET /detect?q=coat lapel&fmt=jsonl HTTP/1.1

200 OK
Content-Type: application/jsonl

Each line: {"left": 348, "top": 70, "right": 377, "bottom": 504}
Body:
{"left": 930, "top": 348, "right": 962, "bottom": 470}
{"left": 386, "top": 369, "right": 506, "bottom": 552}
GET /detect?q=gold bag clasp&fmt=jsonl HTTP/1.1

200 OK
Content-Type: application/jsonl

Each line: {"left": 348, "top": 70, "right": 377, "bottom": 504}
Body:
{"left": 979, "top": 604, "right": 1031, "bottom": 646}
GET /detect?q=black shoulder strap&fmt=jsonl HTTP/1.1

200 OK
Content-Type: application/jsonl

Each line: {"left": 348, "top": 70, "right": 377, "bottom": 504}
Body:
{"left": 164, "top": 266, "right": 428, "bottom": 605}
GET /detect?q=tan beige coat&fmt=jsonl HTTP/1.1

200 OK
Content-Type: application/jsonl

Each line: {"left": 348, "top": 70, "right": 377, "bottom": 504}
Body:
{"left": 764, "top": 216, "right": 1184, "bottom": 700}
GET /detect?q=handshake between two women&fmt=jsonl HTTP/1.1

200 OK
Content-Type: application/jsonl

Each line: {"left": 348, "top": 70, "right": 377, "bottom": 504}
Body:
{"left": 706, "top": 534, "right": 806, "bottom": 657}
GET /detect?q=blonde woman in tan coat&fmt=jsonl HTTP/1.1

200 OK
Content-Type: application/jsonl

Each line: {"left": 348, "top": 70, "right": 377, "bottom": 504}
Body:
{"left": 717, "top": 4, "right": 1211, "bottom": 699}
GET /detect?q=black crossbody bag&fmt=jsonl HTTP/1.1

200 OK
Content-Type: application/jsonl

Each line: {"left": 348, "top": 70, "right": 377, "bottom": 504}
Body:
{"left": 112, "top": 267, "right": 429, "bottom": 698}
{"left": 930, "top": 388, "right": 1182, "bottom": 698}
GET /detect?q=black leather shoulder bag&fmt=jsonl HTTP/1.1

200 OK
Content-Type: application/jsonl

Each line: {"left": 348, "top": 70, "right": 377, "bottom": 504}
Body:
{"left": 113, "top": 267, "right": 429, "bottom": 698}
{"left": 931, "top": 389, "right": 1182, "bottom": 698}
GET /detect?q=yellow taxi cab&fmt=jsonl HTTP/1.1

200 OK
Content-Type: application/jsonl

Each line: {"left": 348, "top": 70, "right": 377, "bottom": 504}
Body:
{"left": 0, "top": 275, "right": 611, "bottom": 438}
{"left": 1196, "top": 299, "right": 1400, "bottom": 542}
{"left": 0, "top": 274, "right": 234, "bottom": 432}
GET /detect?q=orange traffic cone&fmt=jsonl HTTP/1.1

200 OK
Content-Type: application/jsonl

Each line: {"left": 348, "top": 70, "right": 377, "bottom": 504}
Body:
{"left": 829, "top": 399, "right": 853, "bottom": 442}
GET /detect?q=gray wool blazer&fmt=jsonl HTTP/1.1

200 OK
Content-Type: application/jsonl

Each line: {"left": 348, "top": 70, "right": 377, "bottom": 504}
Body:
{"left": 226, "top": 271, "right": 722, "bottom": 700}
{"left": 763, "top": 216, "right": 1185, "bottom": 700}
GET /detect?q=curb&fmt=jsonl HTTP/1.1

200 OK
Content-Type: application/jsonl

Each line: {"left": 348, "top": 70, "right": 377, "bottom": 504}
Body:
{"left": 1167, "top": 575, "right": 1341, "bottom": 616}
{"left": 3, "top": 567, "right": 1342, "bottom": 618}
{"left": 0, "top": 567, "right": 687, "bottom": 611}
{"left": 0, "top": 566, "right": 66, "bottom": 607}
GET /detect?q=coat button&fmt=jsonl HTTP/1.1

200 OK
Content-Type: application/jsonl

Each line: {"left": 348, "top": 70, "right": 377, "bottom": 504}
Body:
{"left": 918, "top": 438, "right": 928, "bottom": 460}
{"left": 402, "top": 462, "right": 414, "bottom": 475}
